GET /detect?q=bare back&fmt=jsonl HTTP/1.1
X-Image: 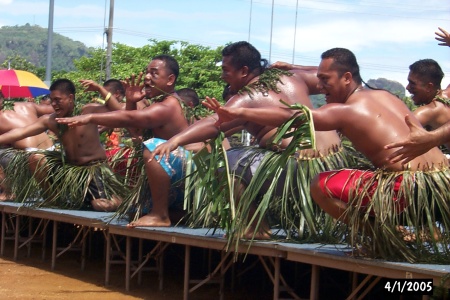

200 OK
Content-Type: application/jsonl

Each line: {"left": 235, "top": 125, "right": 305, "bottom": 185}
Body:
{"left": 224, "top": 73, "right": 341, "bottom": 154}
{"left": 315, "top": 89, "right": 448, "bottom": 170}
{"left": 0, "top": 102, "right": 53, "bottom": 149}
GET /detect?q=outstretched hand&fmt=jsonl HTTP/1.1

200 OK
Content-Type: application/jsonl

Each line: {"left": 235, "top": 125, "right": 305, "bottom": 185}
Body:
{"left": 123, "top": 73, "right": 145, "bottom": 103}
{"left": 56, "top": 115, "right": 91, "bottom": 127}
{"left": 435, "top": 27, "right": 450, "bottom": 47}
{"left": 202, "top": 96, "right": 242, "bottom": 127}
{"left": 79, "top": 79, "right": 101, "bottom": 92}
{"left": 269, "top": 61, "right": 293, "bottom": 70}
{"left": 148, "top": 138, "right": 179, "bottom": 162}
{"left": 148, "top": 139, "right": 179, "bottom": 163}
{"left": 384, "top": 115, "right": 435, "bottom": 164}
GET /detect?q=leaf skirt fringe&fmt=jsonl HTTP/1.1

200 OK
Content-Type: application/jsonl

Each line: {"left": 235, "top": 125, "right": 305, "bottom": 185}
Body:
{"left": 336, "top": 168, "right": 450, "bottom": 263}
{"left": 184, "top": 104, "right": 359, "bottom": 252}
{"left": 5, "top": 150, "right": 129, "bottom": 210}
{"left": 0, "top": 148, "right": 39, "bottom": 201}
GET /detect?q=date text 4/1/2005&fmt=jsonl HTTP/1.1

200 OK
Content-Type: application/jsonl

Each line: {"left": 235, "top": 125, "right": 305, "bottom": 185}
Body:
{"left": 383, "top": 279, "right": 433, "bottom": 295}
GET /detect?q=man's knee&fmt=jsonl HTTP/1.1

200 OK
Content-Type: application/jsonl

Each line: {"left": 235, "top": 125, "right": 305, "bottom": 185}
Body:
{"left": 310, "top": 174, "right": 324, "bottom": 203}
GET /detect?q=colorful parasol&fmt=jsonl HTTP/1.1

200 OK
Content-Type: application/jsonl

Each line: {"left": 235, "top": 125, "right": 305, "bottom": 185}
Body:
{"left": 0, "top": 69, "right": 50, "bottom": 99}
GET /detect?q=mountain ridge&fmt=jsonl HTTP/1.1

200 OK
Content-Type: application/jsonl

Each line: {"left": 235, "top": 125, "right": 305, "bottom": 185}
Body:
{"left": 0, "top": 23, "right": 92, "bottom": 72}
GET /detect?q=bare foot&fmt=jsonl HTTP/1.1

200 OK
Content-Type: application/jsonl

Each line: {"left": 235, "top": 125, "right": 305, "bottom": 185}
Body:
{"left": 127, "top": 213, "right": 171, "bottom": 228}
{"left": 0, "top": 192, "right": 12, "bottom": 201}
{"left": 396, "top": 225, "right": 442, "bottom": 242}
{"left": 242, "top": 228, "right": 272, "bottom": 240}
{"left": 397, "top": 226, "right": 416, "bottom": 242}
{"left": 91, "top": 196, "right": 122, "bottom": 212}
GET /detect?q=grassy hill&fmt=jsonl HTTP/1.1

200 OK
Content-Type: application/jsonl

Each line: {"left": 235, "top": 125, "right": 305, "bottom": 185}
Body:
{"left": 0, "top": 23, "right": 92, "bottom": 72}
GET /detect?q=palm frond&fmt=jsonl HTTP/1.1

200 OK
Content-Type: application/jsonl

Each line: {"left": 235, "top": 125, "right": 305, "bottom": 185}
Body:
{"left": 15, "top": 150, "right": 130, "bottom": 210}
{"left": 0, "top": 148, "right": 40, "bottom": 201}
{"left": 186, "top": 132, "right": 234, "bottom": 233}
{"left": 185, "top": 105, "right": 358, "bottom": 256}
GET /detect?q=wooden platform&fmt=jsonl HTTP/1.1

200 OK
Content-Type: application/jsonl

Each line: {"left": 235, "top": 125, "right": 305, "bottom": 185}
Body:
{"left": 1, "top": 201, "right": 448, "bottom": 300}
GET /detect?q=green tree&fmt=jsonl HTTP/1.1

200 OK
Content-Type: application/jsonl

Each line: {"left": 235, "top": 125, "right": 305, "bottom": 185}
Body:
{"left": 62, "top": 40, "right": 224, "bottom": 112}
{"left": 310, "top": 94, "right": 326, "bottom": 108}
{"left": 1, "top": 54, "right": 38, "bottom": 74}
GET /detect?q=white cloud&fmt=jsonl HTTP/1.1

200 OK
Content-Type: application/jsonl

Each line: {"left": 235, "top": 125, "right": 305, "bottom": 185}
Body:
{"left": 0, "top": 1, "right": 48, "bottom": 16}
{"left": 271, "top": 18, "right": 445, "bottom": 53}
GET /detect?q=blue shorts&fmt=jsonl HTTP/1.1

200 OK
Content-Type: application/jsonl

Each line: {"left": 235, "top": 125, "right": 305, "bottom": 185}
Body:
{"left": 143, "top": 138, "right": 189, "bottom": 184}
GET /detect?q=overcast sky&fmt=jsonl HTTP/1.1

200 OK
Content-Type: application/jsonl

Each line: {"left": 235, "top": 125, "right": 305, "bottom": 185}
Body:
{"left": 1, "top": 0, "right": 449, "bottom": 91}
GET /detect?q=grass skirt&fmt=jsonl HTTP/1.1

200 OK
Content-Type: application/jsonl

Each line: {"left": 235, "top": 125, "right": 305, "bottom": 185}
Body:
{"left": 339, "top": 167, "right": 450, "bottom": 263}
{"left": 5, "top": 150, "right": 129, "bottom": 210}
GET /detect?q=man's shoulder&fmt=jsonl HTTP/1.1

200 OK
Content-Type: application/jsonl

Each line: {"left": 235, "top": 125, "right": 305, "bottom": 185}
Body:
{"left": 13, "top": 101, "right": 35, "bottom": 112}
{"left": 434, "top": 95, "right": 450, "bottom": 107}
{"left": 354, "top": 88, "right": 395, "bottom": 101}
{"left": 224, "top": 93, "right": 251, "bottom": 107}
{"left": 158, "top": 95, "right": 185, "bottom": 108}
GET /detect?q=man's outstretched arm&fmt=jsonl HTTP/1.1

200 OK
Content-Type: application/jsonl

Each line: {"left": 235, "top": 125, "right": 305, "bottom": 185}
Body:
{"left": 149, "top": 116, "right": 223, "bottom": 162}
{"left": 56, "top": 104, "right": 172, "bottom": 130}
{"left": 79, "top": 79, "right": 124, "bottom": 111}
{"left": 202, "top": 96, "right": 296, "bottom": 128}
{"left": 0, "top": 116, "right": 49, "bottom": 145}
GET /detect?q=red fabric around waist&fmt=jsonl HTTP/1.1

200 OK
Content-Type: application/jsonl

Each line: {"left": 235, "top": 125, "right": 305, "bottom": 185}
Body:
{"left": 317, "top": 169, "right": 407, "bottom": 214}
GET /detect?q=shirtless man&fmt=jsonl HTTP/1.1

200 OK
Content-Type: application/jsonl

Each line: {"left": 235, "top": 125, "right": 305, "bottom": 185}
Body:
{"left": 385, "top": 27, "right": 450, "bottom": 163}
{"left": 406, "top": 59, "right": 450, "bottom": 151}
{"left": 0, "top": 91, "right": 54, "bottom": 200}
{"left": 151, "top": 42, "right": 349, "bottom": 238}
{"left": 56, "top": 55, "right": 197, "bottom": 226}
{"left": 0, "top": 79, "right": 125, "bottom": 211}
{"left": 207, "top": 48, "right": 450, "bottom": 255}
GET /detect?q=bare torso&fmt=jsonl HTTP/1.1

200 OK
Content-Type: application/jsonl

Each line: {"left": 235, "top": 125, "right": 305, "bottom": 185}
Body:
{"left": 316, "top": 89, "right": 448, "bottom": 171}
{"left": 0, "top": 103, "right": 53, "bottom": 150}
{"left": 414, "top": 90, "right": 450, "bottom": 151}
{"left": 223, "top": 73, "right": 341, "bottom": 155}
{"left": 47, "top": 112, "right": 107, "bottom": 166}
{"left": 146, "top": 96, "right": 189, "bottom": 141}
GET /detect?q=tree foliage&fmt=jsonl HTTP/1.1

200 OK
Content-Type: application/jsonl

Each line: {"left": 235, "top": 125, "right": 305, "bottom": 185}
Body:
{"left": 1, "top": 54, "right": 39, "bottom": 75}
{"left": 310, "top": 94, "right": 326, "bottom": 108}
{"left": 60, "top": 40, "right": 225, "bottom": 112}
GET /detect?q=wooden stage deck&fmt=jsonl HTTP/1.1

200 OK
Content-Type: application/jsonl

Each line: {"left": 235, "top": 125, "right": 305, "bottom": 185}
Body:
{"left": 1, "top": 201, "right": 448, "bottom": 300}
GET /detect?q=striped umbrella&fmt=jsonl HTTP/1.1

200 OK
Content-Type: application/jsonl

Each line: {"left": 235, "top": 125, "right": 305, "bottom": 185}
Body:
{"left": 0, "top": 69, "right": 49, "bottom": 99}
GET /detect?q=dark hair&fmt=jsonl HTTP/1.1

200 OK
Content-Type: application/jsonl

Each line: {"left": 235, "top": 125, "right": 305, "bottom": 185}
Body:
{"left": 409, "top": 59, "right": 444, "bottom": 89}
{"left": 39, "top": 94, "right": 51, "bottom": 104}
{"left": 221, "top": 41, "right": 268, "bottom": 74}
{"left": 176, "top": 88, "right": 200, "bottom": 107}
{"left": 152, "top": 54, "right": 180, "bottom": 82}
{"left": 321, "top": 48, "right": 362, "bottom": 85}
{"left": 50, "top": 79, "right": 76, "bottom": 97}
{"left": 104, "top": 79, "right": 125, "bottom": 96}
